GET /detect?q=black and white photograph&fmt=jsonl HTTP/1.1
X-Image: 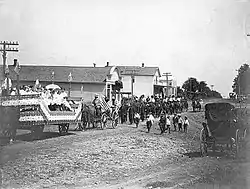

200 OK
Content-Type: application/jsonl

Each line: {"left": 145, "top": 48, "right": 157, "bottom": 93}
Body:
{"left": 0, "top": 0, "right": 250, "bottom": 188}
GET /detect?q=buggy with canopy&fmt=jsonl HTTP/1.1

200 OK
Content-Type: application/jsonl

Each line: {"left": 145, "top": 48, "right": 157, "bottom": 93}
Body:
{"left": 200, "top": 102, "right": 248, "bottom": 156}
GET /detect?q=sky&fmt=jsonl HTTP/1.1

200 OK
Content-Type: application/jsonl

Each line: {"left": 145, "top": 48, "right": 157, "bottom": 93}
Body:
{"left": 0, "top": 0, "right": 250, "bottom": 97}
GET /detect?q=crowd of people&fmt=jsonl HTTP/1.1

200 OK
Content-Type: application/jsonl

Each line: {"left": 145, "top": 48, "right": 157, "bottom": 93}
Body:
{"left": 1, "top": 80, "right": 72, "bottom": 112}
{"left": 118, "top": 94, "right": 190, "bottom": 134}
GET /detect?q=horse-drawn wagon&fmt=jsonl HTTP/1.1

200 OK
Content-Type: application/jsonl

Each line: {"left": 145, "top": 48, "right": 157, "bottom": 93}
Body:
{"left": 0, "top": 94, "right": 82, "bottom": 142}
{"left": 79, "top": 97, "right": 120, "bottom": 130}
{"left": 200, "top": 102, "right": 248, "bottom": 157}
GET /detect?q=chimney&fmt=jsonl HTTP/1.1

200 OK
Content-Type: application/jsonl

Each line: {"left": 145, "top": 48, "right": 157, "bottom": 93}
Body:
{"left": 93, "top": 63, "right": 96, "bottom": 67}
{"left": 14, "top": 59, "right": 18, "bottom": 66}
{"left": 106, "top": 62, "right": 109, "bottom": 67}
{"left": 142, "top": 63, "right": 145, "bottom": 67}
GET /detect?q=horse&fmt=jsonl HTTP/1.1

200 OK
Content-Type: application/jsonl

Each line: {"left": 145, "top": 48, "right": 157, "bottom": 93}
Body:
{"left": 77, "top": 104, "right": 101, "bottom": 130}
{"left": 192, "top": 100, "right": 201, "bottom": 112}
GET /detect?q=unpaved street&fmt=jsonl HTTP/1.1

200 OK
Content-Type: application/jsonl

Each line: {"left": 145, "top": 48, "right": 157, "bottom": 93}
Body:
{"left": 1, "top": 110, "right": 250, "bottom": 189}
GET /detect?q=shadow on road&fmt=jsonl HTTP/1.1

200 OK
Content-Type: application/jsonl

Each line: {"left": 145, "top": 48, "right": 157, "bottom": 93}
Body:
{"left": 184, "top": 151, "right": 233, "bottom": 159}
{"left": 15, "top": 132, "right": 75, "bottom": 142}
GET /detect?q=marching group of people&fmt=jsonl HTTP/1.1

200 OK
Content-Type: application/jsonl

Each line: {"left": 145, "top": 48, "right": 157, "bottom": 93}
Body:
{"left": 118, "top": 94, "right": 190, "bottom": 134}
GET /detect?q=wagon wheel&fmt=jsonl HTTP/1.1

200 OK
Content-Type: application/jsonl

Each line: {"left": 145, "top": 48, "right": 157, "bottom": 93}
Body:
{"left": 200, "top": 128, "right": 208, "bottom": 156}
{"left": 58, "top": 123, "right": 69, "bottom": 135}
{"left": 2, "top": 123, "right": 17, "bottom": 143}
{"left": 243, "top": 128, "right": 247, "bottom": 140}
{"left": 111, "top": 112, "right": 119, "bottom": 129}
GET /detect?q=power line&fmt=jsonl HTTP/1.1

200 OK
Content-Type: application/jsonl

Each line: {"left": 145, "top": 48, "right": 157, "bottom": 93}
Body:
{"left": 125, "top": 69, "right": 140, "bottom": 99}
{"left": 162, "top": 72, "right": 172, "bottom": 97}
{"left": 0, "top": 41, "right": 19, "bottom": 95}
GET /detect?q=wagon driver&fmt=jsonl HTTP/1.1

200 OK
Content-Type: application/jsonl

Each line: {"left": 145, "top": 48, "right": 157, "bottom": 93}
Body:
{"left": 92, "top": 94, "right": 101, "bottom": 117}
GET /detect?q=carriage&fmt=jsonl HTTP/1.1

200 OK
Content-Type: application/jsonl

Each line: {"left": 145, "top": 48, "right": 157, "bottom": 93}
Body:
{"left": 200, "top": 102, "right": 248, "bottom": 157}
{"left": 78, "top": 99, "right": 120, "bottom": 130}
{"left": 0, "top": 94, "right": 82, "bottom": 142}
{"left": 192, "top": 99, "right": 201, "bottom": 112}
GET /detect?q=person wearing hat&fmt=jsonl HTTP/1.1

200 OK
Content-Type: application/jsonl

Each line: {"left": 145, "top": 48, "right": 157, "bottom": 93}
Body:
{"left": 92, "top": 94, "right": 101, "bottom": 117}
{"left": 159, "top": 112, "right": 166, "bottom": 134}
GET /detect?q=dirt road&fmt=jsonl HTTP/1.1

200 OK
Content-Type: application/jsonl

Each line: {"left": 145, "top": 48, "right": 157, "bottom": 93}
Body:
{"left": 0, "top": 110, "right": 250, "bottom": 189}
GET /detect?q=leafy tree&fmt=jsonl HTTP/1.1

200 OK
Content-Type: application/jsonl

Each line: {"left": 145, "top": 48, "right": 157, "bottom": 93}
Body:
{"left": 182, "top": 77, "right": 200, "bottom": 99}
{"left": 177, "top": 86, "right": 184, "bottom": 97}
{"left": 182, "top": 77, "right": 222, "bottom": 99}
{"left": 232, "top": 63, "right": 250, "bottom": 96}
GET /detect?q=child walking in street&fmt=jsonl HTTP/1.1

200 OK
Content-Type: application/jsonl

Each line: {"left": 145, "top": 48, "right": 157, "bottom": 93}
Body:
{"left": 178, "top": 115, "right": 183, "bottom": 132}
{"left": 134, "top": 112, "right": 140, "bottom": 128}
{"left": 146, "top": 112, "right": 154, "bottom": 133}
{"left": 166, "top": 115, "right": 171, "bottom": 134}
{"left": 183, "top": 116, "right": 189, "bottom": 133}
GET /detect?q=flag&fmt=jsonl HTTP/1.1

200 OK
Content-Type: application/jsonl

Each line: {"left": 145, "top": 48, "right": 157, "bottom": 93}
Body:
{"left": 14, "top": 60, "right": 21, "bottom": 75}
{"left": 114, "top": 102, "right": 121, "bottom": 115}
{"left": 68, "top": 72, "right": 72, "bottom": 82}
{"left": 99, "top": 95, "right": 111, "bottom": 112}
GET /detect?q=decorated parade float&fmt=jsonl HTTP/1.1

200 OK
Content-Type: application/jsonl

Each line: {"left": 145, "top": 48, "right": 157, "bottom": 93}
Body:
{"left": 0, "top": 85, "right": 82, "bottom": 142}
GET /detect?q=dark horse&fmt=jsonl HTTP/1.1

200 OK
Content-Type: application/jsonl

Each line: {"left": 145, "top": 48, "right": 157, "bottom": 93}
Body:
{"left": 76, "top": 104, "right": 101, "bottom": 131}
{"left": 192, "top": 100, "right": 201, "bottom": 112}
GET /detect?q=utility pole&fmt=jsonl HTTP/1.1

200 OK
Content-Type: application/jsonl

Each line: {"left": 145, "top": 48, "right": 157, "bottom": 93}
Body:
{"left": 0, "top": 41, "right": 19, "bottom": 95}
{"left": 236, "top": 69, "right": 240, "bottom": 97}
{"left": 126, "top": 69, "right": 140, "bottom": 100}
{"left": 162, "top": 72, "right": 172, "bottom": 98}
{"left": 51, "top": 71, "right": 55, "bottom": 84}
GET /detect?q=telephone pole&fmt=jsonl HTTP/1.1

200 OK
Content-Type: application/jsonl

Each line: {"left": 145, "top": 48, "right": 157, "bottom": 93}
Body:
{"left": 126, "top": 69, "right": 140, "bottom": 100}
{"left": 162, "top": 72, "right": 172, "bottom": 98}
{"left": 0, "top": 41, "right": 19, "bottom": 95}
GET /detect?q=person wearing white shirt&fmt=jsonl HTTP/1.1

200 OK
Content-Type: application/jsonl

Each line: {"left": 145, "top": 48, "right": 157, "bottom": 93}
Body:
{"left": 178, "top": 115, "right": 183, "bottom": 132}
{"left": 146, "top": 112, "right": 154, "bottom": 133}
{"left": 183, "top": 116, "right": 189, "bottom": 133}
{"left": 150, "top": 96, "right": 155, "bottom": 103}
{"left": 166, "top": 115, "right": 171, "bottom": 134}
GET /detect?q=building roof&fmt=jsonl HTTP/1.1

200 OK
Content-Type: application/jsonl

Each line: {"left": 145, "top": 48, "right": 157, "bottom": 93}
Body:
{"left": 0, "top": 65, "right": 114, "bottom": 83}
{"left": 117, "top": 66, "right": 160, "bottom": 76}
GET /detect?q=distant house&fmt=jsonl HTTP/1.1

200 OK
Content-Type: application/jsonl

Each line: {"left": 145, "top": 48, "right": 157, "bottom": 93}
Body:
{"left": 0, "top": 64, "right": 122, "bottom": 102}
{"left": 158, "top": 78, "right": 177, "bottom": 97}
{"left": 117, "top": 63, "right": 163, "bottom": 97}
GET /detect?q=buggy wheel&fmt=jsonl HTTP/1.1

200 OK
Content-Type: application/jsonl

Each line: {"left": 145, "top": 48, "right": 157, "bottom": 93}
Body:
{"left": 112, "top": 117, "right": 119, "bottom": 129}
{"left": 58, "top": 123, "right": 69, "bottom": 135}
{"left": 243, "top": 128, "right": 247, "bottom": 140}
{"left": 2, "top": 123, "right": 17, "bottom": 143}
{"left": 235, "top": 129, "right": 240, "bottom": 156}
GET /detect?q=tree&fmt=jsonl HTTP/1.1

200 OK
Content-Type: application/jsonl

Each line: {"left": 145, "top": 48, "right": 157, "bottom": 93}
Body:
{"left": 177, "top": 86, "right": 184, "bottom": 97}
{"left": 182, "top": 77, "right": 222, "bottom": 99}
{"left": 232, "top": 63, "right": 250, "bottom": 96}
{"left": 182, "top": 77, "right": 200, "bottom": 99}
